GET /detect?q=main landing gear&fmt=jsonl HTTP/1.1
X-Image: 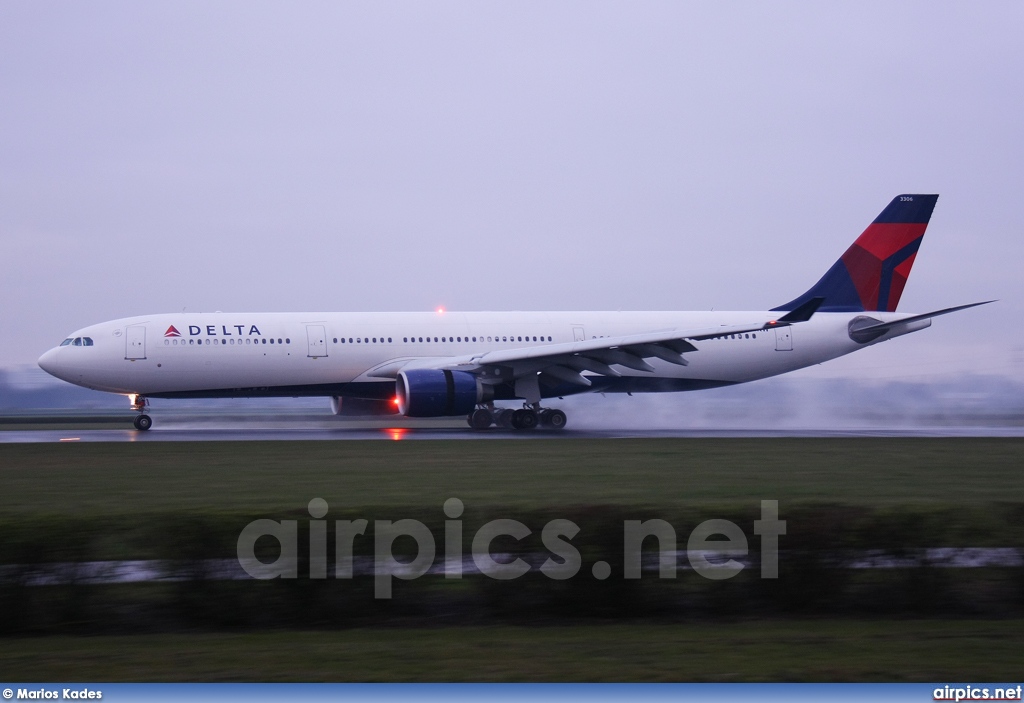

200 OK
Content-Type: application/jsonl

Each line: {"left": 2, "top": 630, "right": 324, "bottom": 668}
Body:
{"left": 467, "top": 404, "right": 567, "bottom": 431}
{"left": 130, "top": 394, "right": 152, "bottom": 431}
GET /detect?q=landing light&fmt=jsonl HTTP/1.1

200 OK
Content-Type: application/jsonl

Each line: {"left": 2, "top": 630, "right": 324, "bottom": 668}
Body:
{"left": 436, "top": 306, "right": 445, "bottom": 314}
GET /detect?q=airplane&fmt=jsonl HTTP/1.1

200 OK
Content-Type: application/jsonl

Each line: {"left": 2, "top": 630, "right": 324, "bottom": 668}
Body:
{"left": 37, "top": 194, "right": 990, "bottom": 431}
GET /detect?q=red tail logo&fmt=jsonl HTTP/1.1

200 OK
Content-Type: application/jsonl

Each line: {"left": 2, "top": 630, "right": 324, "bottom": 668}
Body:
{"left": 164, "top": 325, "right": 182, "bottom": 338}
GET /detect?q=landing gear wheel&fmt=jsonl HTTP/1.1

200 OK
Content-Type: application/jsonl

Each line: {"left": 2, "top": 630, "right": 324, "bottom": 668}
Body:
{"left": 468, "top": 408, "right": 493, "bottom": 430}
{"left": 133, "top": 414, "right": 152, "bottom": 431}
{"left": 496, "top": 408, "right": 515, "bottom": 429}
{"left": 545, "top": 409, "right": 567, "bottom": 430}
{"left": 511, "top": 408, "right": 538, "bottom": 430}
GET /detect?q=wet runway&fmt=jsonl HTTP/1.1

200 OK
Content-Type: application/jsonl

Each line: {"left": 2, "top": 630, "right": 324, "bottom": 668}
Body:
{"left": 3, "top": 422, "right": 1024, "bottom": 443}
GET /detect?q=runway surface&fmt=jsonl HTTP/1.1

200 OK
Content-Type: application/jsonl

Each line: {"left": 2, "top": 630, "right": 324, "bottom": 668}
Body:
{"left": 3, "top": 423, "right": 1024, "bottom": 442}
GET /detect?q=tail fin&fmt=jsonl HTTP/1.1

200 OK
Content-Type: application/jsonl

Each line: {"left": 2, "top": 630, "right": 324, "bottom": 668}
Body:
{"left": 772, "top": 194, "right": 939, "bottom": 313}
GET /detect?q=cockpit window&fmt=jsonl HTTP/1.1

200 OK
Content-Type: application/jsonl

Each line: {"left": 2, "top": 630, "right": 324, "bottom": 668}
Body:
{"left": 82, "top": 337, "right": 94, "bottom": 346}
{"left": 60, "top": 338, "right": 73, "bottom": 346}
{"left": 72, "top": 338, "right": 82, "bottom": 346}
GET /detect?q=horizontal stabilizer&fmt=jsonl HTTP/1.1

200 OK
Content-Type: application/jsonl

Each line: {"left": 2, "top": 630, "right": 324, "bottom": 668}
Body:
{"left": 848, "top": 300, "right": 994, "bottom": 343}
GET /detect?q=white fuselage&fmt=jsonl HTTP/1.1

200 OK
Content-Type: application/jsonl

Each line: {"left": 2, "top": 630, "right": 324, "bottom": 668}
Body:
{"left": 37, "top": 309, "right": 927, "bottom": 402}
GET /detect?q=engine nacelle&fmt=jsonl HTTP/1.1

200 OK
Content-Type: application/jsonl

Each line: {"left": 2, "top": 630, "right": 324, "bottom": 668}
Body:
{"left": 396, "top": 369, "right": 492, "bottom": 417}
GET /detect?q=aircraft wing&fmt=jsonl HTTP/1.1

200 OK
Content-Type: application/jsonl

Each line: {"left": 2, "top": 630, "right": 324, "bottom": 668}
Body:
{"left": 367, "top": 300, "right": 823, "bottom": 393}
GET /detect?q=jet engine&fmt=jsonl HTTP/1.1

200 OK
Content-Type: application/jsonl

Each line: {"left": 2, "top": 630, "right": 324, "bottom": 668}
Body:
{"left": 396, "top": 369, "right": 493, "bottom": 417}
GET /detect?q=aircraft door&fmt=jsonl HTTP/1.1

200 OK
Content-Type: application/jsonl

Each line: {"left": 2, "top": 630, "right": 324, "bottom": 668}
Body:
{"left": 573, "top": 326, "right": 586, "bottom": 342}
{"left": 125, "top": 325, "right": 146, "bottom": 360}
{"left": 307, "top": 325, "right": 327, "bottom": 358}
{"left": 774, "top": 326, "right": 793, "bottom": 351}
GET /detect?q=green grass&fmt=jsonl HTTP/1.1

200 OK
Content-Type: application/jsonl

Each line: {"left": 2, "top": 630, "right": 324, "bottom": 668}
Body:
{"left": 2, "top": 438, "right": 1023, "bottom": 682}
{"left": 0, "top": 620, "right": 1021, "bottom": 681}
{"left": 0, "top": 438, "right": 1022, "bottom": 517}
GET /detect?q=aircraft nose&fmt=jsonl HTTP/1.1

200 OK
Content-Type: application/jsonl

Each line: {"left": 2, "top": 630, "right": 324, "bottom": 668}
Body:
{"left": 38, "top": 347, "right": 62, "bottom": 378}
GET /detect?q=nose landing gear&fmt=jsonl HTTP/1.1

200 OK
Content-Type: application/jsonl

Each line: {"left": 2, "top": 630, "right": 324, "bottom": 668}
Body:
{"left": 130, "top": 394, "right": 152, "bottom": 431}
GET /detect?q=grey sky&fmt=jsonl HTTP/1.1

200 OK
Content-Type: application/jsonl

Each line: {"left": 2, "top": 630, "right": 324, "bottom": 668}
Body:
{"left": 2, "top": 2, "right": 1022, "bottom": 380}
